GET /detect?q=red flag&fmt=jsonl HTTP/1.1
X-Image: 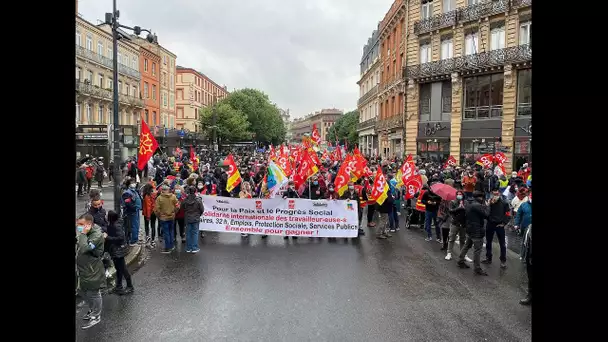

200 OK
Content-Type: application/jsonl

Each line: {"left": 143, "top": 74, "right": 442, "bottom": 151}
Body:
{"left": 494, "top": 152, "right": 507, "bottom": 165}
{"left": 308, "top": 148, "right": 320, "bottom": 166}
{"left": 369, "top": 167, "right": 389, "bottom": 205}
{"left": 334, "top": 162, "right": 352, "bottom": 196}
{"left": 311, "top": 124, "right": 321, "bottom": 145}
{"left": 137, "top": 119, "right": 159, "bottom": 170}
{"left": 293, "top": 151, "right": 318, "bottom": 190}
{"left": 277, "top": 149, "right": 292, "bottom": 177}
{"left": 444, "top": 155, "right": 457, "bottom": 169}
{"left": 404, "top": 175, "right": 422, "bottom": 200}
{"left": 190, "top": 146, "right": 195, "bottom": 161}
{"left": 475, "top": 154, "right": 494, "bottom": 169}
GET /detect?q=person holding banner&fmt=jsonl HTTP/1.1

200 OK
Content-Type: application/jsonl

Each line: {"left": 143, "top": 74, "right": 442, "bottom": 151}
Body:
{"left": 340, "top": 181, "right": 365, "bottom": 237}
{"left": 239, "top": 182, "right": 253, "bottom": 238}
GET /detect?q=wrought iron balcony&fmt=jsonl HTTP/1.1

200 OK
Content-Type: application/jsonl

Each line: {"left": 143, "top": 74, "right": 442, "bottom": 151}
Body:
{"left": 375, "top": 114, "right": 403, "bottom": 131}
{"left": 76, "top": 79, "right": 144, "bottom": 108}
{"left": 358, "top": 85, "right": 379, "bottom": 106}
{"left": 404, "top": 44, "right": 531, "bottom": 79}
{"left": 76, "top": 44, "right": 141, "bottom": 80}
{"left": 357, "top": 117, "right": 377, "bottom": 131}
{"left": 511, "top": 0, "right": 532, "bottom": 8}
{"left": 459, "top": 0, "right": 508, "bottom": 24}
{"left": 414, "top": 10, "right": 457, "bottom": 35}
{"left": 463, "top": 105, "right": 503, "bottom": 120}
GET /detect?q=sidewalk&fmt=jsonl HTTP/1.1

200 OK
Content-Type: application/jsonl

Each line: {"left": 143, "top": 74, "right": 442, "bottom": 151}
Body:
{"left": 75, "top": 184, "right": 143, "bottom": 289}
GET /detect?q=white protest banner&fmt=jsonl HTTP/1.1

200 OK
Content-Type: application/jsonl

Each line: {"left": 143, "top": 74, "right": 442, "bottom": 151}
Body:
{"left": 199, "top": 196, "right": 359, "bottom": 238}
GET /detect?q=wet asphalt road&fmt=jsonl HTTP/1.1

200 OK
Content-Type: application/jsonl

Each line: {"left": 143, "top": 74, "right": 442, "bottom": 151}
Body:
{"left": 75, "top": 206, "right": 531, "bottom": 342}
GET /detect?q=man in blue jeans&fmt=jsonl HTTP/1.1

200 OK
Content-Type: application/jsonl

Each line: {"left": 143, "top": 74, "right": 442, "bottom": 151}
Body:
{"left": 154, "top": 184, "right": 179, "bottom": 254}
{"left": 421, "top": 184, "right": 442, "bottom": 242}
{"left": 121, "top": 179, "right": 142, "bottom": 246}
{"left": 482, "top": 188, "right": 511, "bottom": 268}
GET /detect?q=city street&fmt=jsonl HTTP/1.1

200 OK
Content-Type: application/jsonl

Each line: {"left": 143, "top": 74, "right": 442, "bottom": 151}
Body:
{"left": 75, "top": 211, "right": 531, "bottom": 342}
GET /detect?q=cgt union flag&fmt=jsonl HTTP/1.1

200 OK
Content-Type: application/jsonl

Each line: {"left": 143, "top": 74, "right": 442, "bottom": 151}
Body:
{"left": 137, "top": 118, "right": 159, "bottom": 170}
{"left": 224, "top": 154, "right": 242, "bottom": 192}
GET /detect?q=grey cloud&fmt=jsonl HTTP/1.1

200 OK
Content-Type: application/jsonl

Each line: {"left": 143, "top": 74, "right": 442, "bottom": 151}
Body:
{"left": 78, "top": 0, "right": 394, "bottom": 117}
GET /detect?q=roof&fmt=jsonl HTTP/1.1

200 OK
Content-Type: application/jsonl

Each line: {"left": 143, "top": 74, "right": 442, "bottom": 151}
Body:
{"left": 176, "top": 66, "right": 228, "bottom": 93}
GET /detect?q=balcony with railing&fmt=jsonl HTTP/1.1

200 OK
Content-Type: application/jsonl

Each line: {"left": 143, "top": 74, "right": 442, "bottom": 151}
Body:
{"left": 463, "top": 105, "right": 503, "bottom": 120}
{"left": 357, "top": 117, "right": 377, "bottom": 131}
{"left": 76, "top": 79, "right": 144, "bottom": 108}
{"left": 404, "top": 44, "right": 531, "bottom": 80}
{"left": 414, "top": 0, "right": 525, "bottom": 36}
{"left": 517, "top": 103, "right": 531, "bottom": 116}
{"left": 358, "top": 85, "right": 379, "bottom": 106}
{"left": 414, "top": 10, "right": 457, "bottom": 35}
{"left": 76, "top": 44, "right": 141, "bottom": 80}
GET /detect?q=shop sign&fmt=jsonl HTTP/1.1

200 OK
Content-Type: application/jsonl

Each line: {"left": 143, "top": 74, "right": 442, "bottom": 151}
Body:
{"left": 76, "top": 133, "right": 107, "bottom": 140}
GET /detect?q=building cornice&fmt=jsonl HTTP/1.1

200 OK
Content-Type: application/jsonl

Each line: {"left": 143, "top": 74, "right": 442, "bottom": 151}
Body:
{"left": 358, "top": 57, "right": 381, "bottom": 84}
{"left": 76, "top": 17, "right": 140, "bottom": 55}
{"left": 176, "top": 66, "right": 228, "bottom": 95}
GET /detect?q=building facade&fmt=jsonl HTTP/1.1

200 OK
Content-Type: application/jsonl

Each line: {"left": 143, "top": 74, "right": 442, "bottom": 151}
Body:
{"left": 139, "top": 46, "right": 161, "bottom": 127}
{"left": 288, "top": 109, "right": 344, "bottom": 144}
{"left": 279, "top": 108, "right": 292, "bottom": 142}
{"left": 159, "top": 47, "right": 177, "bottom": 129}
{"left": 76, "top": 15, "right": 144, "bottom": 160}
{"left": 357, "top": 25, "right": 381, "bottom": 157}
{"left": 403, "top": 0, "right": 531, "bottom": 172}
{"left": 377, "top": 0, "right": 407, "bottom": 158}
{"left": 175, "top": 66, "right": 229, "bottom": 133}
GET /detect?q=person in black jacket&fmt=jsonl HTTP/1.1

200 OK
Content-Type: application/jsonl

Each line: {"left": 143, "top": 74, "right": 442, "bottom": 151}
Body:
{"left": 104, "top": 210, "right": 134, "bottom": 295}
{"left": 182, "top": 186, "right": 204, "bottom": 253}
{"left": 302, "top": 176, "right": 324, "bottom": 200}
{"left": 376, "top": 185, "right": 395, "bottom": 239}
{"left": 458, "top": 191, "right": 490, "bottom": 275}
{"left": 283, "top": 181, "right": 299, "bottom": 240}
{"left": 482, "top": 188, "right": 511, "bottom": 268}
{"left": 421, "top": 184, "right": 442, "bottom": 242}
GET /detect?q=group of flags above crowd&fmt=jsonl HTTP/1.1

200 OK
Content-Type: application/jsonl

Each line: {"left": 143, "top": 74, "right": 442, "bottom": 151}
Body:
{"left": 136, "top": 118, "right": 513, "bottom": 205}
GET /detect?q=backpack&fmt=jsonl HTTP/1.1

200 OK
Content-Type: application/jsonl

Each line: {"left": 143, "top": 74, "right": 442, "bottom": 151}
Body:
{"left": 85, "top": 167, "right": 94, "bottom": 180}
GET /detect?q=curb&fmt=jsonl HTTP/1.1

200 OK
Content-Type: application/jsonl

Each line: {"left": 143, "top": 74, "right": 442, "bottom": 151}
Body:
{"left": 107, "top": 243, "right": 143, "bottom": 280}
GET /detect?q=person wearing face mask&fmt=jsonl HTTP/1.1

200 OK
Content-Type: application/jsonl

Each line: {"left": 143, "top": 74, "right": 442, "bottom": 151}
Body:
{"left": 458, "top": 191, "right": 490, "bottom": 275}
{"left": 324, "top": 184, "right": 338, "bottom": 200}
{"left": 482, "top": 188, "right": 511, "bottom": 268}
{"left": 340, "top": 181, "right": 365, "bottom": 237}
{"left": 421, "top": 184, "right": 442, "bottom": 243}
{"left": 445, "top": 190, "right": 473, "bottom": 262}
{"left": 283, "top": 181, "right": 299, "bottom": 240}
{"left": 104, "top": 210, "right": 134, "bottom": 295}
{"left": 120, "top": 179, "right": 142, "bottom": 247}
{"left": 303, "top": 176, "right": 324, "bottom": 200}
{"left": 142, "top": 183, "right": 158, "bottom": 247}
{"left": 173, "top": 185, "right": 187, "bottom": 243}
{"left": 75, "top": 213, "right": 105, "bottom": 329}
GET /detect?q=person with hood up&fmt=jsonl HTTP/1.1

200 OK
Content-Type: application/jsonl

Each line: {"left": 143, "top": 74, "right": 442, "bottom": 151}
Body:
{"left": 445, "top": 190, "right": 473, "bottom": 263}
{"left": 482, "top": 188, "right": 511, "bottom": 268}
{"left": 376, "top": 181, "right": 395, "bottom": 240}
{"left": 182, "top": 186, "right": 204, "bottom": 253}
{"left": 76, "top": 213, "right": 105, "bottom": 329}
{"left": 421, "top": 184, "right": 443, "bottom": 243}
{"left": 419, "top": 169, "right": 428, "bottom": 186}
{"left": 155, "top": 184, "right": 179, "bottom": 254}
{"left": 95, "top": 162, "right": 105, "bottom": 189}
{"left": 104, "top": 210, "right": 134, "bottom": 295}
{"left": 458, "top": 191, "right": 490, "bottom": 275}
{"left": 121, "top": 178, "right": 142, "bottom": 246}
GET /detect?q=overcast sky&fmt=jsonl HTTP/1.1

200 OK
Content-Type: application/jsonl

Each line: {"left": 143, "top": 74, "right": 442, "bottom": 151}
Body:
{"left": 78, "top": 0, "right": 393, "bottom": 119}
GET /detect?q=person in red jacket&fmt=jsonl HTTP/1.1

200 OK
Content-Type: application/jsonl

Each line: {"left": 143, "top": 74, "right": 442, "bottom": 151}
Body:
{"left": 173, "top": 185, "right": 186, "bottom": 243}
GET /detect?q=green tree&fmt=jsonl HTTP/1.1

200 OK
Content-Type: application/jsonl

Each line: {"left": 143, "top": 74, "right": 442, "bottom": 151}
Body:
{"left": 221, "top": 88, "right": 286, "bottom": 145}
{"left": 326, "top": 110, "right": 359, "bottom": 149}
{"left": 199, "top": 102, "right": 252, "bottom": 144}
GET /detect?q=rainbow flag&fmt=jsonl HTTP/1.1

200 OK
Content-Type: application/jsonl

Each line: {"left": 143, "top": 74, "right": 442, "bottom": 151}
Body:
{"left": 267, "top": 161, "right": 289, "bottom": 198}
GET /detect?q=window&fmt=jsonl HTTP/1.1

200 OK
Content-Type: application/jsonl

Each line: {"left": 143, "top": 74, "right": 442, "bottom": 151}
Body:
{"left": 170, "top": 94, "right": 174, "bottom": 108}
{"left": 76, "top": 30, "right": 81, "bottom": 46}
{"left": 86, "top": 103, "right": 92, "bottom": 123}
{"left": 417, "top": 141, "right": 450, "bottom": 163}
{"left": 460, "top": 140, "right": 482, "bottom": 164}
{"left": 517, "top": 69, "right": 532, "bottom": 116}
{"left": 97, "top": 104, "right": 103, "bottom": 123}
{"left": 441, "top": 81, "right": 452, "bottom": 121}
{"left": 468, "top": 0, "right": 481, "bottom": 4}
{"left": 98, "top": 74, "right": 104, "bottom": 88}
{"left": 163, "top": 55, "right": 167, "bottom": 65}
{"left": 171, "top": 59, "right": 174, "bottom": 68}
{"left": 153, "top": 111, "right": 157, "bottom": 126}
{"left": 170, "top": 76, "right": 174, "bottom": 89}
{"left": 421, "top": 1, "right": 433, "bottom": 20}
{"left": 97, "top": 41, "right": 103, "bottom": 56}
{"left": 520, "top": 21, "right": 531, "bottom": 45}
{"left": 465, "top": 33, "right": 478, "bottom": 55}
{"left": 118, "top": 52, "right": 122, "bottom": 65}
{"left": 86, "top": 34, "right": 92, "bottom": 50}
{"left": 419, "top": 84, "right": 431, "bottom": 122}
{"left": 152, "top": 85, "right": 157, "bottom": 100}
{"left": 144, "top": 59, "right": 148, "bottom": 72}
{"left": 170, "top": 115, "right": 175, "bottom": 128}
{"left": 463, "top": 73, "right": 504, "bottom": 119}
{"left": 144, "top": 82, "right": 149, "bottom": 98}
{"left": 162, "top": 73, "right": 167, "bottom": 86}
{"left": 76, "top": 103, "right": 81, "bottom": 123}
{"left": 145, "top": 110, "right": 150, "bottom": 123}
{"left": 123, "top": 55, "right": 128, "bottom": 67}
{"left": 107, "top": 47, "right": 113, "bottom": 59}
{"left": 132, "top": 57, "right": 137, "bottom": 70}
{"left": 443, "top": 0, "right": 455, "bottom": 12}
{"left": 87, "top": 70, "right": 93, "bottom": 82}
{"left": 163, "top": 93, "right": 168, "bottom": 107}
{"left": 76, "top": 67, "right": 81, "bottom": 81}
{"left": 118, "top": 81, "right": 122, "bottom": 94}
{"left": 420, "top": 44, "right": 431, "bottom": 64}
{"left": 152, "top": 63, "right": 156, "bottom": 76}
{"left": 107, "top": 79, "right": 113, "bottom": 89}
{"left": 125, "top": 83, "right": 129, "bottom": 95}
{"left": 177, "top": 89, "right": 183, "bottom": 100}
{"left": 440, "top": 39, "right": 453, "bottom": 60}
{"left": 490, "top": 26, "right": 505, "bottom": 50}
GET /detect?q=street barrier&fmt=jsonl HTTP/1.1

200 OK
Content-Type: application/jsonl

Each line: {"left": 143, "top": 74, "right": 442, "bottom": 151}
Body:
{"left": 200, "top": 196, "right": 359, "bottom": 238}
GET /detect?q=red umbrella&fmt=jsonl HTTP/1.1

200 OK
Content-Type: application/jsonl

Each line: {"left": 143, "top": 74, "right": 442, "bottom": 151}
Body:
{"left": 431, "top": 183, "right": 457, "bottom": 201}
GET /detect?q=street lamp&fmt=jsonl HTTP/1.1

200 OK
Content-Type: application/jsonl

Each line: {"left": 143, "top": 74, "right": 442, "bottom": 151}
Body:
{"left": 106, "top": 0, "right": 155, "bottom": 213}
